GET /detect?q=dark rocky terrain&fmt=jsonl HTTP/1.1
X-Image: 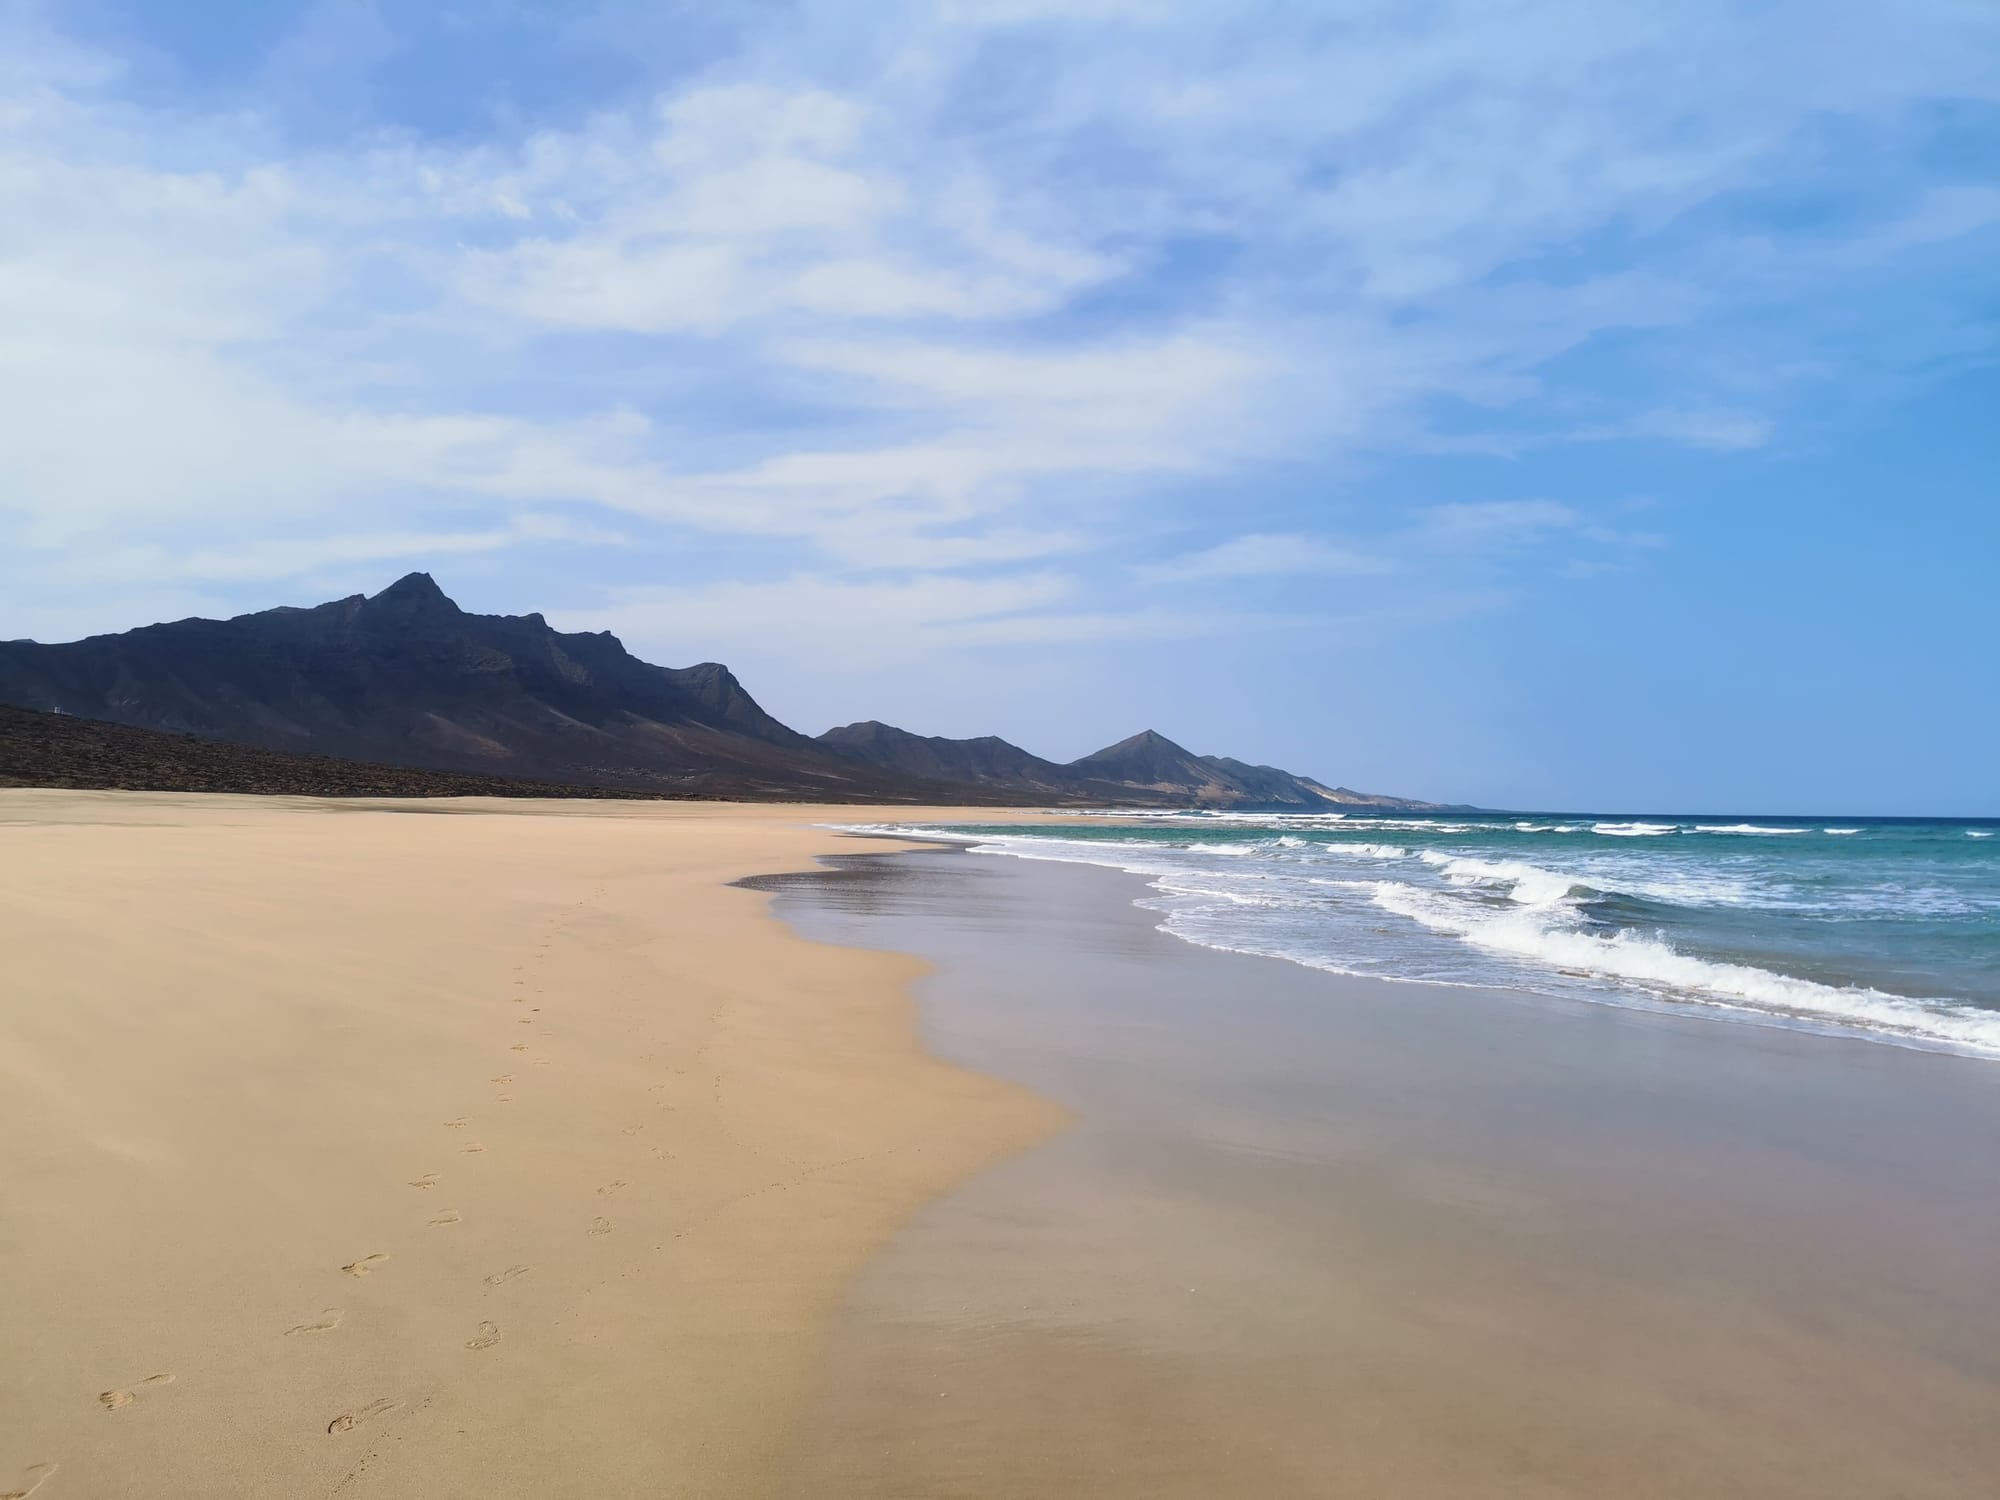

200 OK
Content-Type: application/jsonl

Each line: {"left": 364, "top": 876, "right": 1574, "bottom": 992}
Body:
{"left": 0, "top": 701, "right": 693, "bottom": 799}
{"left": 0, "top": 574, "right": 1452, "bottom": 808}
{"left": 821, "top": 724, "right": 1453, "bottom": 811}
{"left": 813, "top": 721, "right": 1140, "bottom": 801}
{"left": 0, "top": 575, "right": 1018, "bottom": 802}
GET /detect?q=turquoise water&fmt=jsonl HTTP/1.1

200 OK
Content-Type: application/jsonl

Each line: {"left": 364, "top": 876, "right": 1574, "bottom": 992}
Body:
{"left": 847, "top": 812, "right": 2000, "bottom": 1057}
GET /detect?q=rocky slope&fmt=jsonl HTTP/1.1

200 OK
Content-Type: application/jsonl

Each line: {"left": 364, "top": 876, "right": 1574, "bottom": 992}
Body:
{"left": 0, "top": 575, "right": 1018, "bottom": 802}
{"left": 820, "top": 725, "right": 1452, "bottom": 810}
{"left": 0, "top": 575, "right": 1454, "bottom": 808}
{"left": 0, "top": 702, "right": 691, "bottom": 800}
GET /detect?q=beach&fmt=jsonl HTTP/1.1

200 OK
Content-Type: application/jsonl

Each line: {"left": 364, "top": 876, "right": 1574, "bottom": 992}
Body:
{"left": 768, "top": 847, "right": 2000, "bottom": 1499}
{"left": 0, "top": 792, "right": 1060, "bottom": 1499}
{"left": 6, "top": 795, "right": 2000, "bottom": 1498}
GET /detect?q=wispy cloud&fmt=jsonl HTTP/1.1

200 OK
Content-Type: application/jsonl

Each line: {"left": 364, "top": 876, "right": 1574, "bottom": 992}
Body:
{"left": 1138, "top": 533, "right": 1395, "bottom": 585}
{"left": 0, "top": 0, "right": 1993, "bottom": 686}
{"left": 1421, "top": 500, "right": 1668, "bottom": 567}
{"left": 1422, "top": 501, "right": 1584, "bottom": 546}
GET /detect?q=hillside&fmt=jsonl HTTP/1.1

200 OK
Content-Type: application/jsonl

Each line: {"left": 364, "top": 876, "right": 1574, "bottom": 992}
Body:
{"left": 821, "top": 724, "right": 1451, "bottom": 811}
{"left": 0, "top": 575, "right": 1010, "bottom": 802}
{"left": 0, "top": 575, "right": 1454, "bottom": 809}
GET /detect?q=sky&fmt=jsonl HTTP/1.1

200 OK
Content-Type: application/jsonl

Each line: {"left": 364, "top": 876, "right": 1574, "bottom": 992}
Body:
{"left": 1, "top": 1, "right": 1995, "bottom": 814}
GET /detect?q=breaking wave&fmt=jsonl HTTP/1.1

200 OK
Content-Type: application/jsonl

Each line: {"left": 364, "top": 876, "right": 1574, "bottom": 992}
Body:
{"left": 832, "top": 811, "right": 2000, "bottom": 1059}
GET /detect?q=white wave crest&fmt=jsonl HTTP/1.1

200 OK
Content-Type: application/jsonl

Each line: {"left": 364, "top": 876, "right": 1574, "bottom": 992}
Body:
{"left": 1417, "top": 852, "right": 1581, "bottom": 907}
{"left": 1592, "top": 822, "right": 1678, "bottom": 837}
{"left": 1367, "top": 882, "right": 2000, "bottom": 1054}
{"left": 830, "top": 820, "right": 2000, "bottom": 1060}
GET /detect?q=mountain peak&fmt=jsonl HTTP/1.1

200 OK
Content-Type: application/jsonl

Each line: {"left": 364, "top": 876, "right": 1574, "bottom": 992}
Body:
{"left": 1092, "top": 728, "right": 1194, "bottom": 759}
{"left": 364, "top": 572, "right": 462, "bottom": 619}
{"left": 377, "top": 571, "right": 448, "bottom": 601}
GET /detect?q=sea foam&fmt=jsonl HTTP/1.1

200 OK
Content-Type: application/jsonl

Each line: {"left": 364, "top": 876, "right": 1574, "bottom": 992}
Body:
{"left": 1366, "top": 879, "right": 2000, "bottom": 1053}
{"left": 831, "top": 816, "right": 2000, "bottom": 1060}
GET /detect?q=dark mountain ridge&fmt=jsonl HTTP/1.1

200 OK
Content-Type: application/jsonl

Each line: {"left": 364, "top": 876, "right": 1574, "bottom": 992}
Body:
{"left": 0, "top": 575, "right": 1453, "bottom": 808}
{"left": 814, "top": 720, "right": 1145, "bottom": 801}
{"left": 0, "top": 575, "right": 1010, "bottom": 801}
{"left": 0, "top": 701, "right": 690, "bottom": 800}
{"left": 819, "top": 722, "right": 1450, "bottom": 810}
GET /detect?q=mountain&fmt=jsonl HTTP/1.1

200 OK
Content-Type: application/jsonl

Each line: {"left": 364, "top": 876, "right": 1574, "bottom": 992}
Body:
{"left": 820, "top": 724, "right": 1451, "bottom": 811}
{"left": 0, "top": 574, "right": 1024, "bottom": 802}
{"left": 0, "top": 575, "right": 1456, "bottom": 809}
{"left": 0, "top": 701, "right": 685, "bottom": 800}
{"left": 1066, "top": 728, "right": 1266, "bottom": 801}
{"left": 818, "top": 721, "right": 1066, "bottom": 787}
{"left": 815, "top": 721, "right": 1134, "bottom": 800}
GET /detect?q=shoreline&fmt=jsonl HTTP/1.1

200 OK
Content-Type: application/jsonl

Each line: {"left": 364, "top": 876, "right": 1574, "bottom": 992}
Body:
{"left": 765, "top": 845, "right": 2000, "bottom": 1497}
{"left": 0, "top": 791, "right": 1066, "bottom": 1498}
{"left": 832, "top": 816, "right": 2000, "bottom": 1064}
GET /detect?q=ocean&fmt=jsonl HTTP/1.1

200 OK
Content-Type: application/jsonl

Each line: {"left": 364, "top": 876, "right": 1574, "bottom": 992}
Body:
{"left": 842, "top": 811, "right": 2000, "bottom": 1058}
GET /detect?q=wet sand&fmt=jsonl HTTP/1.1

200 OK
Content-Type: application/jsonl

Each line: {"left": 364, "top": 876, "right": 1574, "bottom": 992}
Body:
{"left": 766, "top": 847, "right": 2000, "bottom": 1498}
{"left": 0, "top": 793, "right": 1062, "bottom": 1499}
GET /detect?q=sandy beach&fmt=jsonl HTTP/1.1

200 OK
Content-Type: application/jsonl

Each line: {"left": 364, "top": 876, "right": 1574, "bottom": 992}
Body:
{"left": 9, "top": 795, "right": 2000, "bottom": 1499}
{"left": 0, "top": 792, "right": 1060, "bottom": 1499}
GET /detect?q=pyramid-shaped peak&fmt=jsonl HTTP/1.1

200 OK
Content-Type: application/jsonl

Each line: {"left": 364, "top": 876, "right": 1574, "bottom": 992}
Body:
{"left": 1096, "top": 728, "right": 1193, "bottom": 757}
{"left": 375, "top": 571, "right": 450, "bottom": 602}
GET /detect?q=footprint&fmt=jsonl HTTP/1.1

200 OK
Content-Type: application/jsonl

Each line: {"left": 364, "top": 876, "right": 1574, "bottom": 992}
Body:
{"left": 517, "top": 1018, "right": 532, "bottom": 1025}
{"left": 99, "top": 1373, "right": 174, "bottom": 1410}
{"left": 326, "top": 1397, "right": 400, "bottom": 1435}
{"left": 510, "top": 1044, "right": 528, "bottom": 1052}
{"left": 429, "top": 1210, "right": 463, "bottom": 1228}
{"left": 490, "top": 1075, "right": 513, "bottom": 1085}
{"left": 341, "top": 1255, "right": 390, "bottom": 1278}
{"left": 482, "top": 1264, "right": 530, "bottom": 1287}
{"left": 621, "top": 1124, "right": 644, "bottom": 1136}
{"left": 460, "top": 1144, "right": 486, "bottom": 1154}
{"left": 444, "top": 1117, "right": 470, "bottom": 1129}
{"left": 285, "top": 1308, "right": 343, "bottom": 1337}
{"left": 595, "top": 1181, "right": 627, "bottom": 1197}
{"left": 408, "top": 1173, "right": 439, "bottom": 1190}
{"left": 464, "top": 1320, "right": 501, "bottom": 1351}
{"left": 589, "top": 1216, "right": 613, "bottom": 1236}
{"left": 1, "top": 1462, "right": 58, "bottom": 1500}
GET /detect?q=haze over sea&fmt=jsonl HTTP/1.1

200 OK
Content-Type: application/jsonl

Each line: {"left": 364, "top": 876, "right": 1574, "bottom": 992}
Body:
{"left": 853, "top": 812, "right": 2000, "bottom": 1057}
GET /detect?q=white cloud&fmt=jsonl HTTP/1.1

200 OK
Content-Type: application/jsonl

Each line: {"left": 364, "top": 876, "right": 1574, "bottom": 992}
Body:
{"left": 455, "top": 82, "right": 1114, "bottom": 334}
{"left": 556, "top": 569, "right": 1302, "bottom": 674}
{"left": 1420, "top": 500, "right": 1669, "bottom": 562}
{"left": 0, "top": 0, "right": 1992, "bottom": 648}
{"left": 558, "top": 569, "right": 1078, "bottom": 660}
{"left": 1138, "top": 533, "right": 1394, "bottom": 584}
{"left": 50, "top": 515, "right": 628, "bottom": 588}
{"left": 1620, "top": 409, "right": 1774, "bottom": 452}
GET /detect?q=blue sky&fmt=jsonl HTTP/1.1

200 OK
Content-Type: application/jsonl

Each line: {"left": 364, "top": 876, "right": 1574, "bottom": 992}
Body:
{"left": 2, "top": 0, "right": 1995, "bottom": 813}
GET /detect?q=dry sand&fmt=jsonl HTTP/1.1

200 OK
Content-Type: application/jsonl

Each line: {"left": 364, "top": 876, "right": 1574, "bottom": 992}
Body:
{"left": 0, "top": 791, "right": 1060, "bottom": 1499}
